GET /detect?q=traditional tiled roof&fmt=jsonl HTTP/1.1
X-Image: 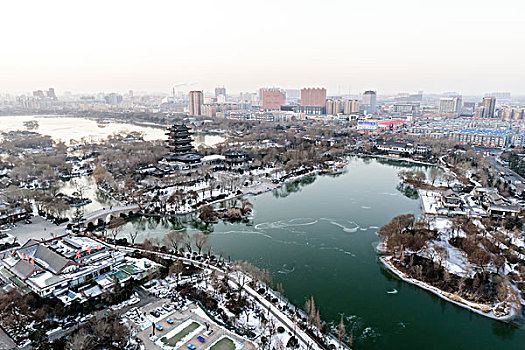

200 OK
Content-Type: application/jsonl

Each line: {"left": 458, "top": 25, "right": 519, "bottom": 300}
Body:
{"left": 19, "top": 239, "right": 71, "bottom": 275}
{"left": 11, "top": 259, "right": 35, "bottom": 280}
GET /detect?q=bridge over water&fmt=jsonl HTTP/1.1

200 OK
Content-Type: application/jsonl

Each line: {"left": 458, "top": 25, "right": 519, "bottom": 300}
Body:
{"left": 83, "top": 205, "right": 140, "bottom": 227}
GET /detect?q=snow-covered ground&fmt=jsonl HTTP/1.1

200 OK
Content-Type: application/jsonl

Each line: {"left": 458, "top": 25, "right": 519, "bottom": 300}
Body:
{"left": 116, "top": 243, "right": 337, "bottom": 350}
{"left": 419, "top": 189, "right": 441, "bottom": 215}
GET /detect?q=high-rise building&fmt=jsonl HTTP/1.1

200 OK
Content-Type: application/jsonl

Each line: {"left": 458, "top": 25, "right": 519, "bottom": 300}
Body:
{"left": 344, "top": 100, "right": 359, "bottom": 114}
{"left": 217, "top": 95, "right": 226, "bottom": 104}
{"left": 104, "top": 93, "right": 123, "bottom": 104}
{"left": 482, "top": 97, "right": 496, "bottom": 118}
{"left": 215, "top": 87, "right": 226, "bottom": 97}
{"left": 326, "top": 99, "right": 343, "bottom": 115}
{"left": 499, "top": 106, "right": 524, "bottom": 120}
{"left": 33, "top": 90, "right": 45, "bottom": 99}
{"left": 300, "top": 88, "right": 326, "bottom": 115}
{"left": 201, "top": 104, "right": 217, "bottom": 118}
{"left": 47, "top": 88, "right": 57, "bottom": 100}
{"left": 362, "top": 91, "right": 377, "bottom": 114}
{"left": 439, "top": 96, "right": 462, "bottom": 114}
{"left": 301, "top": 88, "right": 326, "bottom": 107}
{"left": 333, "top": 100, "right": 342, "bottom": 115}
{"left": 326, "top": 100, "right": 334, "bottom": 115}
{"left": 261, "top": 88, "right": 285, "bottom": 110}
{"left": 189, "top": 91, "right": 204, "bottom": 116}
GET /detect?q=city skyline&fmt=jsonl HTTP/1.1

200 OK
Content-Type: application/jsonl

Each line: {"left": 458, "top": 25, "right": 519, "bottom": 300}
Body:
{"left": 2, "top": 0, "right": 525, "bottom": 95}
{"left": 2, "top": 1, "right": 525, "bottom": 349}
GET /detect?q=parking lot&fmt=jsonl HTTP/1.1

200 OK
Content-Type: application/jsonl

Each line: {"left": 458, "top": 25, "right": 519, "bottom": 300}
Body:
{"left": 132, "top": 300, "right": 255, "bottom": 350}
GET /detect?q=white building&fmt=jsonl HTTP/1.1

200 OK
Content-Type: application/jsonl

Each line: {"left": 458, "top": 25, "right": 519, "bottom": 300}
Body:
{"left": 1, "top": 236, "right": 157, "bottom": 302}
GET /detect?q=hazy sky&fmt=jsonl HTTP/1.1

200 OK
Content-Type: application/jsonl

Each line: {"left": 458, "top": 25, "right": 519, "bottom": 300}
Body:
{"left": 2, "top": 0, "right": 524, "bottom": 95}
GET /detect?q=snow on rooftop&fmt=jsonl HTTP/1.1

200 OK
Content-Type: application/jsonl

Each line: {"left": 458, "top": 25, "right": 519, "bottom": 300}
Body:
{"left": 201, "top": 154, "right": 225, "bottom": 161}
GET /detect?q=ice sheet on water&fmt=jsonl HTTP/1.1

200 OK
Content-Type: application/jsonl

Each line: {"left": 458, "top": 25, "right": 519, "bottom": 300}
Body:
{"left": 380, "top": 192, "right": 398, "bottom": 196}
{"left": 254, "top": 218, "right": 319, "bottom": 230}
{"left": 322, "top": 218, "right": 360, "bottom": 233}
{"left": 214, "top": 230, "right": 273, "bottom": 239}
{"left": 277, "top": 264, "right": 296, "bottom": 274}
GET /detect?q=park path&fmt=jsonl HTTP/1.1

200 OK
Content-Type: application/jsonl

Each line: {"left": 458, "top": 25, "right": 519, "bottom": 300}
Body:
{"left": 100, "top": 241, "right": 326, "bottom": 350}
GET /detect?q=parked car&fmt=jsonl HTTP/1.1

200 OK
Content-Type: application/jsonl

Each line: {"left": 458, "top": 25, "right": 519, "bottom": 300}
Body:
{"left": 128, "top": 297, "right": 140, "bottom": 305}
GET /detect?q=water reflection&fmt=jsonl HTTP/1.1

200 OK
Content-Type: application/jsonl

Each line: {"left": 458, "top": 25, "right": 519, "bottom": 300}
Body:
{"left": 272, "top": 176, "right": 317, "bottom": 198}
{"left": 492, "top": 321, "right": 517, "bottom": 340}
{"left": 58, "top": 176, "right": 117, "bottom": 218}
{"left": 396, "top": 183, "right": 419, "bottom": 199}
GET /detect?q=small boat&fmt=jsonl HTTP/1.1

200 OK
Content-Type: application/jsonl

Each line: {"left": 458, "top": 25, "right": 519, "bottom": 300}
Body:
{"left": 387, "top": 289, "right": 398, "bottom": 294}
{"left": 97, "top": 120, "right": 110, "bottom": 128}
{"left": 23, "top": 120, "right": 39, "bottom": 130}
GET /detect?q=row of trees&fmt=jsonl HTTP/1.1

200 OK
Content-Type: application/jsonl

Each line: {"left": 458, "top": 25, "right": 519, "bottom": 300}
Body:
{"left": 161, "top": 230, "right": 211, "bottom": 255}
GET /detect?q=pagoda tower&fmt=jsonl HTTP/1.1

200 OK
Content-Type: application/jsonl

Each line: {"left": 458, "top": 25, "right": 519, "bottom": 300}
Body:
{"left": 165, "top": 123, "right": 202, "bottom": 163}
{"left": 166, "top": 123, "right": 194, "bottom": 156}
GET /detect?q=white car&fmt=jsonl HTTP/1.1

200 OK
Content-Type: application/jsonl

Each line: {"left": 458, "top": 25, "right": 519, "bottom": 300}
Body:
{"left": 128, "top": 297, "right": 140, "bottom": 305}
{"left": 80, "top": 314, "right": 94, "bottom": 323}
{"left": 18, "top": 339, "right": 31, "bottom": 348}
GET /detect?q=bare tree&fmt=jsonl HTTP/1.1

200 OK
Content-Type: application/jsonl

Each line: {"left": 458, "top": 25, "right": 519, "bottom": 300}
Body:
{"left": 276, "top": 282, "right": 285, "bottom": 303}
{"left": 193, "top": 233, "right": 210, "bottom": 255}
{"left": 428, "top": 167, "right": 441, "bottom": 187}
{"left": 128, "top": 231, "right": 139, "bottom": 246}
{"left": 337, "top": 315, "right": 347, "bottom": 348}
{"left": 169, "top": 260, "right": 185, "bottom": 286}
{"left": 182, "top": 232, "right": 192, "bottom": 253}
{"left": 72, "top": 178, "right": 89, "bottom": 200}
{"left": 108, "top": 216, "right": 126, "bottom": 242}
{"left": 163, "top": 230, "right": 183, "bottom": 253}
{"left": 67, "top": 330, "right": 93, "bottom": 350}
{"left": 263, "top": 269, "right": 273, "bottom": 293}
{"left": 434, "top": 245, "right": 449, "bottom": 267}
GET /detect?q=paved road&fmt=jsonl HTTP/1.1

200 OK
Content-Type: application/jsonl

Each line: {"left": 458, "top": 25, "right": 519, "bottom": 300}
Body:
{"left": 0, "top": 327, "right": 16, "bottom": 350}
{"left": 488, "top": 156, "right": 525, "bottom": 195}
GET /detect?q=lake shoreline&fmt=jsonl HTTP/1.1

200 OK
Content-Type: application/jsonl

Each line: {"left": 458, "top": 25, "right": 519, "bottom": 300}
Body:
{"left": 357, "top": 153, "right": 443, "bottom": 169}
{"left": 379, "top": 255, "right": 518, "bottom": 322}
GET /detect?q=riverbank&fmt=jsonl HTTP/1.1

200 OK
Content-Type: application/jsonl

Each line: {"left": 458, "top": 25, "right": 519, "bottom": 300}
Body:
{"left": 99, "top": 162, "right": 339, "bottom": 220}
{"left": 357, "top": 153, "right": 443, "bottom": 169}
{"left": 379, "top": 255, "right": 518, "bottom": 322}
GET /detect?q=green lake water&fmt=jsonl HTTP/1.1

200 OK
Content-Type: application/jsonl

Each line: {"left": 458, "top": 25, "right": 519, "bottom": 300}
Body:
{"left": 120, "top": 157, "right": 525, "bottom": 349}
